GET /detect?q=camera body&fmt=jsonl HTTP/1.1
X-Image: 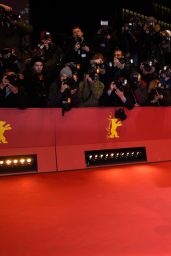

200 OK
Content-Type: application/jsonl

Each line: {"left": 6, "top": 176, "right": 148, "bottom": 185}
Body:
{"left": 6, "top": 73, "right": 19, "bottom": 86}
{"left": 75, "top": 36, "right": 85, "bottom": 48}
{"left": 116, "top": 79, "right": 128, "bottom": 91}
{"left": 0, "top": 9, "right": 21, "bottom": 28}
{"left": 88, "top": 67, "right": 99, "bottom": 81}
{"left": 141, "top": 59, "right": 156, "bottom": 72}
{"left": 155, "top": 82, "right": 167, "bottom": 96}
{"left": 62, "top": 77, "right": 77, "bottom": 90}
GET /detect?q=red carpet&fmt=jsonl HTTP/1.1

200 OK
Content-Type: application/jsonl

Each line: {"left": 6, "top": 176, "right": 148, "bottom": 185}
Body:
{"left": 1, "top": 162, "right": 171, "bottom": 255}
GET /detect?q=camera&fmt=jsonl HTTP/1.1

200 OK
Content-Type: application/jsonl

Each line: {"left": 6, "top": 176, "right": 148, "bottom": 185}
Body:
{"left": 88, "top": 68, "right": 99, "bottom": 81}
{"left": 159, "top": 66, "right": 171, "bottom": 78}
{"left": 0, "top": 9, "right": 21, "bottom": 28}
{"left": 44, "top": 31, "right": 51, "bottom": 40}
{"left": 61, "top": 87, "right": 72, "bottom": 116}
{"left": 6, "top": 74, "right": 19, "bottom": 86}
{"left": 141, "top": 59, "right": 156, "bottom": 72}
{"left": 61, "top": 97, "right": 72, "bottom": 115}
{"left": 62, "top": 77, "right": 77, "bottom": 89}
{"left": 119, "top": 56, "right": 134, "bottom": 66}
{"left": 75, "top": 36, "right": 85, "bottom": 48}
{"left": 116, "top": 79, "right": 128, "bottom": 91}
{"left": 123, "top": 22, "right": 135, "bottom": 33}
{"left": 90, "top": 60, "right": 106, "bottom": 70}
{"left": 154, "top": 82, "right": 167, "bottom": 97}
{"left": 1, "top": 48, "right": 13, "bottom": 59}
{"left": 0, "top": 48, "right": 20, "bottom": 73}
{"left": 65, "top": 62, "right": 80, "bottom": 76}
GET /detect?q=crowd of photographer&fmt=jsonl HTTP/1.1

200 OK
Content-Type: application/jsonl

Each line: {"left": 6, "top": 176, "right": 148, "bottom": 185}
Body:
{"left": 1, "top": 3, "right": 171, "bottom": 110}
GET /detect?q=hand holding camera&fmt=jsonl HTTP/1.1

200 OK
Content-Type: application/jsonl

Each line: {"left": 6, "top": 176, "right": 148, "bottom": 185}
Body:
{"left": 82, "top": 45, "right": 90, "bottom": 52}
{"left": 60, "top": 83, "right": 69, "bottom": 93}
{"left": 74, "top": 42, "right": 81, "bottom": 51}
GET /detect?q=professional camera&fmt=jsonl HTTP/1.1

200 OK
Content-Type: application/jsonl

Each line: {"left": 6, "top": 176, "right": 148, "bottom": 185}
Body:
{"left": 122, "top": 16, "right": 142, "bottom": 34}
{"left": 116, "top": 78, "right": 128, "bottom": 91}
{"left": 0, "top": 48, "right": 20, "bottom": 73}
{"left": 42, "top": 31, "right": 51, "bottom": 40}
{"left": 61, "top": 77, "right": 78, "bottom": 90}
{"left": 119, "top": 56, "right": 134, "bottom": 66}
{"left": 123, "top": 22, "right": 135, "bottom": 33}
{"left": 61, "top": 96, "right": 72, "bottom": 115}
{"left": 160, "top": 30, "right": 171, "bottom": 42}
{"left": 6, "top": 73, "right": 19, "bottom": 86}
{"left": 159, "top": 66, "right": 171, "bottom": 78}
{"left": 87, "top": 67, "right": 99, "bottom": 81}
{"left": 74, "top": 36, "right": 86, "bottom": 48}
{"left": 0, "top": 8, "right": 21, "bottom": 28}
{"left": 1, "top": 48, "right": 13, "bottom": 59}
{"left": 141, "top": 59, "right": 156, "bottom": 72}
{"left": 145, "top": 17, "right": 158, "bottom": 36}
{"left": 154, "top": 81, "right": 167, "bottom": 96}
{"left": 61, "top": 86, "right": 72, "bottom": 116}
{"left": 65, "top": 62, "right": 80, "bottom": 75}
{"left": 90, "top": 60, "right": 106, "bottom": 70}
{"left": 130, "top": 72, "right": 141, "bottom": 88}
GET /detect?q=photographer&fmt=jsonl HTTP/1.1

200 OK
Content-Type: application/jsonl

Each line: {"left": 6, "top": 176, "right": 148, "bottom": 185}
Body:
{"left": 0, "top": 4, "right": 32, "bottom": 59}
{"left": 24, "top": 57, "right": 49, "bottom": 107}
{"left": 159, "top": 66, "right": 171, "bottom": 90}
{"left": 32, "top": 31, "right": 63, "bottom": 81}
{"left": 160, "top": 30, "right": 171, "bottom": 66}
{"left": 0, "top": 48, "right": 22, "bottom": 74}
{"left": 99, "top": 78, "right": 134, "bottom": 108}
{"left": 140, "top": 59, "right": 157, "bottom": 84}
{"left": 121, "top": 16, "right": 143, "bottom": 67}
{"left": 106, "top": 49, "right": 131, "bottom": 82}
{"left": 78, "top": 70, "right": 104, "bottom": 107}
{"left": 93, "top": 20, "right": 116, "bottom": 61}
{"left": 142, "top": 16, "right": 160, "bottom": 60}
{"left": 48, "top": 66, "right": 79, "bottom": 108}
{"left": 64, "top": 26, "right": 92, "bottom": 76}
{"left": 90, "top": 53, "right": 107, "bottom": 84}
{"left": 0, "top": 70, "right": 27, "bottom": 108}
{"left": 129, "top": 72, "right": 148, "bottom": 106}
{"left": 147, "top": 79, "right": 171, "bottom": 106}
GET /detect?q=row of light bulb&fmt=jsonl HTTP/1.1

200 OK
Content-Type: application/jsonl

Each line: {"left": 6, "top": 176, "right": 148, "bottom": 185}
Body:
{"left": 0, "top": 158, "right": 32, "bottom": 165}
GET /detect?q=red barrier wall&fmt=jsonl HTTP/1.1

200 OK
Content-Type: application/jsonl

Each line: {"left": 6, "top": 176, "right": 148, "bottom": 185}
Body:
{"left": 0, "top": 107, "right": 171, "bottom": 173}
{"left": 0, "top": 109, "right": 57, "bottom": 173}
{"left": 55, "top": 107, "right": 171, "bottom": 170}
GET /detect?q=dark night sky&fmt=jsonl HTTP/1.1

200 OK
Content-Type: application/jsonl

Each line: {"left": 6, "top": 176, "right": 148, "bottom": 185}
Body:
{"left": 29, "top": 0, "right": 171, "bottom": 42}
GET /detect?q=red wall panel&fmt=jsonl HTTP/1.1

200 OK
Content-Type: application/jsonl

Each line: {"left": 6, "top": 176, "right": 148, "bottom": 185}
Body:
{"left": 0, "top": 107, "right": 171, "bottom": 174}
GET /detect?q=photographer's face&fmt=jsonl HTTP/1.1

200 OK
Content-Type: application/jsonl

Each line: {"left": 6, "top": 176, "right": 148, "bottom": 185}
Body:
{"left": 60, "top": 74, "right": 69, "bottom": 82}
{"left": 114, "top": 50, "right": 123, "bottom": 59}
{"left": 72, "top": 28, "right": 83, "bottom": 38}
{"left": 41, "top": 38, "right": 52, "bottom": 45}
{"left": 33, "top": 62, "right": 43, "bottom": 74}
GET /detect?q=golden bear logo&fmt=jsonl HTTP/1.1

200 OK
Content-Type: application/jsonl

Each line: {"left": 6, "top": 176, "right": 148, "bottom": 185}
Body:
{"left": 106, "top": 113, "right": 122, "bottom": 138}
{"left": 0, "top": 121, "right": 12, "bottom": 143}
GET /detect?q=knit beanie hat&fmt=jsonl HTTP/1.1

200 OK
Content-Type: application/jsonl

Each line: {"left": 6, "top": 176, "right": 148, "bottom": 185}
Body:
{"left": 60, "top": 66, "right": 72, "bottom": 78}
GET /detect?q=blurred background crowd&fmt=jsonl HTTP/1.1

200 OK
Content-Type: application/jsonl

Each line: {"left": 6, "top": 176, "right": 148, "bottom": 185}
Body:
{"left": 1, "top": 1, "right": 171, "bottom": 110}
